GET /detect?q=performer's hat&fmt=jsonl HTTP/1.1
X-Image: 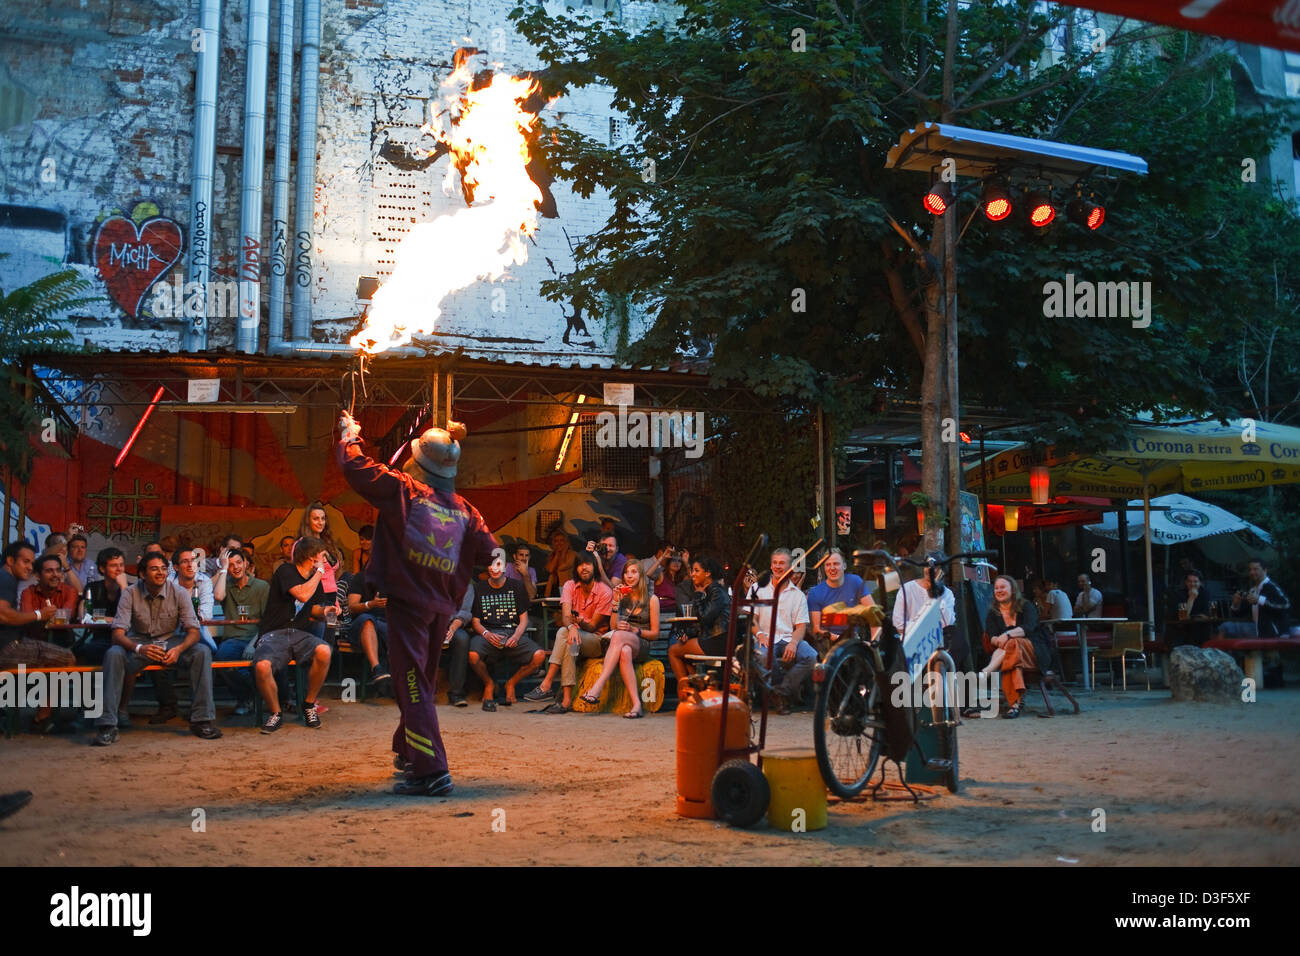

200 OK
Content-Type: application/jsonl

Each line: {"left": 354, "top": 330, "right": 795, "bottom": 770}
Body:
{"left": 405, "top": 422, "right": 466, "bottom": 480}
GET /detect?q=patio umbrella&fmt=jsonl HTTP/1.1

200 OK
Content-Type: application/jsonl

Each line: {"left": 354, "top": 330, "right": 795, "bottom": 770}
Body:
{"left": 1084, "top": 493, "right": 1272, "bottom": 547}
{"left": 1085, "top": 493, "right": 1276, "bottom": 580}
{"left": 966, "top": 417, "right": 1300, "bottom": 627}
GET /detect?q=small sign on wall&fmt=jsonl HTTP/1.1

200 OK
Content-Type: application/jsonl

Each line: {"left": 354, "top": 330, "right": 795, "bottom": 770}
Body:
{"left": 604, "top": 383, "right": 634, "bottom": 406}
{"left": 188, "top": 379, "right": 220, "bottom": 403}
{"left": 836, "top": 505, "right": 852, "bottom": 536}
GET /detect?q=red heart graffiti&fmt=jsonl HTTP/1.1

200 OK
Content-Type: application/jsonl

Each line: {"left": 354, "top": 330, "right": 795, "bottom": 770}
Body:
{"left": 93, "top": 215, "right": 184, "bottom": 318}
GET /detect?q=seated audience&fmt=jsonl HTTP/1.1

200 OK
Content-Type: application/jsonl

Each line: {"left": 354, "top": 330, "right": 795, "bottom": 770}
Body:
{"left": 748, "top": 548, "right": 815, "bottom": 714}
{"left": 505, "top": 541, "right": 538, "bottom": 601}
{"left": 67, "top": 533, "right": 101, "bottom": 588}
{"left": 203, "top": 534, "right": 243, "bottom": 577}
{"left": 212, "top": 547, "right": 269, "bottom": 715}
{"left": 1228, "top": 558, "right": 1291, "bottom": 637}
{"left": 664, "top": 552, "right": 692, "bottom": 611}
{"left": 252, "top": 537, "right": 334, "bottom": 733}
{"left": 588, "top": 532, "right": 627, "bottom": 588}
{"left": 1074, "top": 573, "right": 1103, "bottom": 618}
{"left": 668, "top": 556, "right": 730, "bottom": 684}
{"left": 442, "top": 585, "right": 477, "bottom": 707}
{"left": 808, "top": 548, "right": 876, "bottom": 650}
{"left": 19, "top": 554, "right": 80, "bottom": 639}
{"left": 352, "top": 524, "right": 374, "bottom": 575}
{"left": 77, "top": 547, "right": 129, "bottom": 664}
{"left": 981, "top": 574, "right": 1056, "bottom": 719}
{"left": 544, "top": 527, "right": 576, "bottom": 597}
{"left": 93, "top": 553, "right": 221, "bottom": 745}
{"left": 276, "top": 535, "right": 295, "bottom": 568}
{"left": 467, "top": 551, "right": 544, "bottom": 710}
{"left": 580, "top": 558, "right": 659, "bottom": 718}
{"left": 0, "top": 542, "right": 75, "bottom": 669}
{"left": 341, "top": 570, "right": 393, "bottom": 697}
{"left": 149, "top": 546, "right": 216, "bottom": 726}
{"left": 525, "top": 552, "right": 613, "bottom": 713}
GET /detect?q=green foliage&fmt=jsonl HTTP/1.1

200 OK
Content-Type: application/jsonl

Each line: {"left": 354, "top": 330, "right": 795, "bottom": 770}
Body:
{"left": 711, "top": 408, "right": 819, "bottom": 559}
{"left": 0, "top": 257, "right": 97, "bottom": 480}
{"left": 512, "top": 1, "right": 1300, "bottom": 517}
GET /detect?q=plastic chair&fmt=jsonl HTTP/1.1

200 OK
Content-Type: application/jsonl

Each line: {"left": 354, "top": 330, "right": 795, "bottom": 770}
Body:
{"left": 1090, "top": 621, "right": 1149, "bottom": 690}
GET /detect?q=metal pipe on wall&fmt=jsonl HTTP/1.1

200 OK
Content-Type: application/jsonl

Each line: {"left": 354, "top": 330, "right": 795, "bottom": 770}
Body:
{"left": 237, "top": 0, "right": 271, "bottom": 353}
{"left": 291, "top": 0, "right": 322, "bottom": 342}
{"left": 186, "top": 0, "right": 222, "bottom": 352}
{"left": 267, "top": 0, "right": 296, "bottom": 351}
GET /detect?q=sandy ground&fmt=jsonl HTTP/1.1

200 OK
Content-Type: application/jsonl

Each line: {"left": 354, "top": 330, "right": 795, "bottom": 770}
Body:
{"left": 2, "top": 686, "right": 1298, "bottom": 866}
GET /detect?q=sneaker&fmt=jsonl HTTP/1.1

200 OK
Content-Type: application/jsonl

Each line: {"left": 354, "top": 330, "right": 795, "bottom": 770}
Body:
{"left": 93, "top": 726, "right": 119, "bottom": 746}
{"left": 523, "top": 684, "right": 555, "bottom": 703}
{"left": 303, "top": 701, "right": 322, "bottom": 729}
{"left": 392, "top": 771, "right": 454, "bottom": 796}
{"left": 369, "top": 666, "right": 393, "bottom": 697}
{"left": 190, "top": 721, "right": 223, "bottom": 740}
{"left": 233, "top": 701, "right": 252, "bottom": 716}
{"left": 448, "top": 694, "right": 468, "bottom": 708}
{"left": 260, "top": 712, "right": 283, "bottom": 734}
{"left": 0, "top": 790, "right": 33, "bottom": 820}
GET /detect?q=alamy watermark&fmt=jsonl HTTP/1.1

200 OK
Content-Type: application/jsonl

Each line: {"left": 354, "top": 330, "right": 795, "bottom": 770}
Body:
{"left": 0, "top": 665, "right": 104, "bottom": 718}
{"left": 889, "top": 669, "right": 999, "bottom": 717}
{"left": 1042, "top": 273, "right": 1151, "bottom": 328}
{"left": 148, "top": 277, "right": 239, "bottom": 319}
{"left": 594, "top": 406, "right": 706, "bottom": 459}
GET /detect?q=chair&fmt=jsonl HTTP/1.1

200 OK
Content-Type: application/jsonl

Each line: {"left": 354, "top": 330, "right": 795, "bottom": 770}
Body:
{"left": 1021, "top": 629, "right": 1079, "bottom": 717}
{"left": 1090, "top": 621, "right": 1149, "bottom": 690}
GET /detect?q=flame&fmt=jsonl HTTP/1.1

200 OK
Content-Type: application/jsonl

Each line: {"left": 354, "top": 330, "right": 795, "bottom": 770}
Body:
{"left": 352, "top": 57, "right": 545, "bottom": 354}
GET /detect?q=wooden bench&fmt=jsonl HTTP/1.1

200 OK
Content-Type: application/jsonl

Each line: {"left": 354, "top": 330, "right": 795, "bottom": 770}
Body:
{"left": 1, "top": 661, "right": 257, "bottom": 738}
{"left": 1203, "top": 637, "right": 1300, "bottom": 686}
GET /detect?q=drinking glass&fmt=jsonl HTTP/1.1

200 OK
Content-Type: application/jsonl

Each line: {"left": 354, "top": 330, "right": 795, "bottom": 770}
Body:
{"left": 237, "top": 604, "right": 251, "bottom": 619}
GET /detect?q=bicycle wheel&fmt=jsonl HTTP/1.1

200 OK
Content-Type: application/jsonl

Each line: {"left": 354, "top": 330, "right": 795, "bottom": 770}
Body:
{"left": 813, "top": 642, "right": 883, "bottom": 799}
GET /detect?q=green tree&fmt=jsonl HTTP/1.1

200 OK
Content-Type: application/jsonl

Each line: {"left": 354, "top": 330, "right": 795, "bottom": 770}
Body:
{"left": 0, "top": 258, "right": 96, "bottom": 483}
{"left": 512, "top": 1, "right": 1299, "bottom": 545}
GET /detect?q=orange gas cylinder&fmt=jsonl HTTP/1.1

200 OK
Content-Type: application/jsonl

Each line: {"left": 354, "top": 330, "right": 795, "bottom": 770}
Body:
{"left": 676, "top": 681, "right": 751, "bottom": 818}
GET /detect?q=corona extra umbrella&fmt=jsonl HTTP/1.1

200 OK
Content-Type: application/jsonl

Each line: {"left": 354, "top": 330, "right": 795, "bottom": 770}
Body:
{"left": 966, "top": 418, "right": 1300, "bottom": 626}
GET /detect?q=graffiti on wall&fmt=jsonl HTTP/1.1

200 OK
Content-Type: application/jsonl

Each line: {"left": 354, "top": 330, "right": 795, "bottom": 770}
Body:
{"left": 92, "top": 201, "right": 184, "bottom": 318}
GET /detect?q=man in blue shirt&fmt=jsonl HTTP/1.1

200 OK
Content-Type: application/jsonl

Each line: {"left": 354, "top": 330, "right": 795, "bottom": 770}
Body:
{"left": 807, "top": 549, "right": 877, "bottom": 650}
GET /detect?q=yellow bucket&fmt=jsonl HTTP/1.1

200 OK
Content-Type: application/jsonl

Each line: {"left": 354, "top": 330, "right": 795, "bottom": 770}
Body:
{"left": 761, "top": 748, "right": 827, "bottom": 832}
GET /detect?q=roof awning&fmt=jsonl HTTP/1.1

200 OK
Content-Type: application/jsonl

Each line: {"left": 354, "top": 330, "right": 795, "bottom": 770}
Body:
{"left": 885, "top": 122, "right": 1148, "bottom": 185}
{"left": 1057, "top": 1, "right": 1300, "bottom": 54}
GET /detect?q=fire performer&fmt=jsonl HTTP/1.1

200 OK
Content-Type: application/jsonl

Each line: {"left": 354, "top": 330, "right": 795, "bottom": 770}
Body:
{"left": 337, "top": 409, "right": 499, "bottom": 795}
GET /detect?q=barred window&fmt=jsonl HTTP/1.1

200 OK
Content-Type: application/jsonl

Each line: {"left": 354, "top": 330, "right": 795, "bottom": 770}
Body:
{"left": 580, "top": 414, "right": 649, "bottom": 491}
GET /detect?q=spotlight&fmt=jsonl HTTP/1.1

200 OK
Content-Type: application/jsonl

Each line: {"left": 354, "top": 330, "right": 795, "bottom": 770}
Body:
{"left": 1067, "top": 196, "right": 1105, "bottom": 230}
{"left": 923, "top": 181, "right": 952, "bottom": 215}
{"left": 981, "top": 182, "right": 1012, "bottom": 221}
{"left": 1026, "top": 191, "right": 1055, "bottom": 227}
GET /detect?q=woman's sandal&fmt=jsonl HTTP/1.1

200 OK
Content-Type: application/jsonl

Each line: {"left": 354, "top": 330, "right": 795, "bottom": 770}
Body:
{"left": 1003, "top": 703, "right": 1021, "bottom": 719}
{"left": 622, "top": 710, "right": 644, "bottom": 719}
{"left": 578, "top": 693, "right": 599, "bottom": 706}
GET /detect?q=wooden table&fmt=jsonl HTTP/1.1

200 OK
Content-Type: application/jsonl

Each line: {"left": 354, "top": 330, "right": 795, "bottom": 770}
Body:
{"left": 1050, "top": 617, "right": 1127, "bottom": 690}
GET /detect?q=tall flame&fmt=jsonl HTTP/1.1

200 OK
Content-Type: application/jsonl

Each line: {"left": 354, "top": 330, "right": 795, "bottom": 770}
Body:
{"left": 352, "top": 58, "right": 544, "bottom": 354}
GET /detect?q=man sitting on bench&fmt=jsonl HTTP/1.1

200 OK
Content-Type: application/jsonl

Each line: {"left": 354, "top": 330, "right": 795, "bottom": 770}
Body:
{"left": 252, "top": 537, "right": 333, "bottom": 734}
{"left": 94, "top": 553, "right": 222, "bottom": 746}
{"left": 467, "top": 551, "right": 543, "bottom": 710}
{"left": 524, "top": 552, "right": 612, "bottom": 713}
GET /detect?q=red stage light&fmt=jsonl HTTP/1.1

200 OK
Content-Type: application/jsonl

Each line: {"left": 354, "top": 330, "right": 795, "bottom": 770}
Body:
{"left": 1026, "top": 191, "right": 1055, "bottom": 227}
{"left": 923, "top": 182, "right": 951, "bottom": 215}
{"left": 982, "top": 184, "right": 1012, "bottom": 221}
{"left": 1067, "top": 196, "right": 1105, "bottom": 231}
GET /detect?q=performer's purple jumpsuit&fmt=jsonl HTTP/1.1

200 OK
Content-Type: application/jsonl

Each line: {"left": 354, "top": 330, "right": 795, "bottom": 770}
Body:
{"left": 338, "top": 437, "right": 497, "bottom": 776}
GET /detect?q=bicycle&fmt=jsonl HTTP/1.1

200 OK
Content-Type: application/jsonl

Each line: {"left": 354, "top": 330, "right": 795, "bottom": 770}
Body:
{"left": 812, "top": 548, "right": 996, "bottom": 801}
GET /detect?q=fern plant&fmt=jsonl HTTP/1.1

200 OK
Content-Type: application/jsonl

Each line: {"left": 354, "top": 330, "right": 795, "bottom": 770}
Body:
{"left": 0, "top": 255, "right": 99, "bottom": 481}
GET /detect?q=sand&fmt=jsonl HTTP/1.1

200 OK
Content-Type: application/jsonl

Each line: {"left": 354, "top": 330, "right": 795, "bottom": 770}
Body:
{"left": 2, "top": 687, "right": 1298, "bottom": 866}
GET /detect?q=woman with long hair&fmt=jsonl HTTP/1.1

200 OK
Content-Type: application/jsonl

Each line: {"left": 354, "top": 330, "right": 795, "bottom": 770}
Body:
{"left": 667, "top": 556, "right": 730, "bottom": 685}
{"left": 297, "top": 501, "right": 344, "bottom": 586}
{"left": 980, "top": 575, "right": 1051, "bottom": 719}
{"left": 580, "top": 558, "right": 659, "bottom": 718}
